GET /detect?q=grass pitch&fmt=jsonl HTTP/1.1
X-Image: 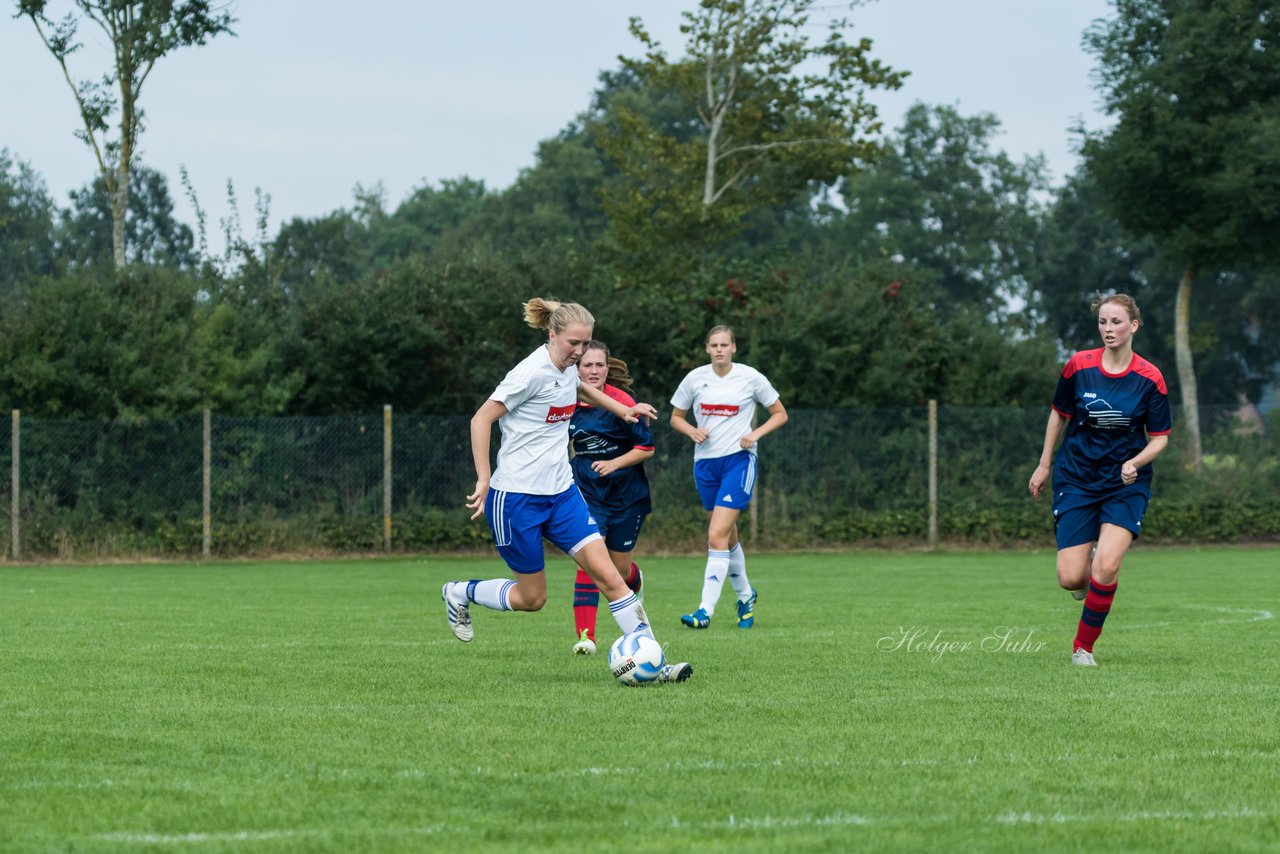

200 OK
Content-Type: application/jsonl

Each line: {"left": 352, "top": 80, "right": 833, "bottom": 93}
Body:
{"left": 1, "top": 548, "right": 1277, "bottom": 852}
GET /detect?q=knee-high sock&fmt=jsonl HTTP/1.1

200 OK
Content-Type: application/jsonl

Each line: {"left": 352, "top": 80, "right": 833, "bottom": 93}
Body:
{"left": 573, "top": 568, "right": 601, "bottom": 641}
{"left": 608, "top": 592, "right": 652, "bottom": 639}
{"left": 625, "top": 562, "right": 642, "bottom": 594}
{"left": 727, "top": 543, "right": 752, "bottom": 600}
{"left": 458, "top": 579, "right": 515, "bottom": 611}
{"left": 699, "top": 549, "right": 731, "bottom": 615}
{"left": 1074, "top": 577, "right": 1117, "bottom": 652}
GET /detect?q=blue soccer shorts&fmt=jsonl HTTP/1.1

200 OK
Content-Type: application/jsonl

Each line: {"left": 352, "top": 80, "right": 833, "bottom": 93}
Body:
{"left": 1053, "top": 487, "right": 1150, "bottom": 550}
{"left": 587, "top": 505, "right": 647, "bottom": 553}
{"left": 693, "top": 450, "right": 757, "bottom": 512}
{"left": 486, "top": 486, "right": 602, "bottom": 573}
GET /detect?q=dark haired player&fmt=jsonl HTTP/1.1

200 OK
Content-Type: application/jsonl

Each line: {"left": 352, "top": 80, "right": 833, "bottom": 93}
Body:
{"left": 567, "top": 341, "right": 653, "bottom": 655}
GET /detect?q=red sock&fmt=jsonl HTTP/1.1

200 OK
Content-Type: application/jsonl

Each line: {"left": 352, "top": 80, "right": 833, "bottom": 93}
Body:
{"left": 1073, "top": 577, "right": 1118, "bottom": 653}
{"left": 625, "top": 562, "right": 641, "bottom": 594}
{"left": 573, "top": 568, "right": 600, "bottom": 641}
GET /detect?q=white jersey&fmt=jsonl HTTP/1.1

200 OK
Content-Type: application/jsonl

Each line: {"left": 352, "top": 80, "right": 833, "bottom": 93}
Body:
{"left": 488, "top": 345, "right": 580, "bottom": 495}
{"left": 671, "top": 363, "right": 780, "bottom": 460}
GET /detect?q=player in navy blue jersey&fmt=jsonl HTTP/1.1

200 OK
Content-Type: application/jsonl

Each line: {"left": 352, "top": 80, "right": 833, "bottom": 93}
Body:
{"left": 441, "top": 298, "right": 691, "bottom": 683}
{"left": 1029, "top": 294, "right": 1171, "bottom": 667}
{"left": 671, "top": 325, "right": 788, "bottom": 630}
{"left": 567, "top": 341, "right": 653, "bottom": 655}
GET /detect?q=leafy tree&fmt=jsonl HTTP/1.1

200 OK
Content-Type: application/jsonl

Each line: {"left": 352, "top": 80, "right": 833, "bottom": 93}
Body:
{"left": 16, "top": 0, "right": 235, "bottom": 267}
{"left": 838, "top": 103, "right": 1049, "bottom": 317}
{"left": 1080, "top": 0, "right": 1280, "bottom": 468}
{"left": 0, "top": 265, "right": 202, "bottom": 419}
{"left": 59, "top": 163, "right": 196, "bottom": 268}
{"left": 602, "top": 0, "right": 906, "bottom": 273}
{"left": 0, "top": 148, "right": 59, "bottom": 287}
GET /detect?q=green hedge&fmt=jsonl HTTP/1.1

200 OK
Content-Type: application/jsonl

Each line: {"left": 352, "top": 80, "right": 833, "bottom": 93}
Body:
{"left": 7, "top": 497, "right": 1278, "bottom": 561}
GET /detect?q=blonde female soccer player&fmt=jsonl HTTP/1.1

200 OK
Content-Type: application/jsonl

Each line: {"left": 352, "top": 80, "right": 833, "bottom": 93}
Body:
{"left": 670, "top": 325, "right": 787, "bottom": 630}
{"left": 441, "top": 298, "right": 691, "bottom": 682}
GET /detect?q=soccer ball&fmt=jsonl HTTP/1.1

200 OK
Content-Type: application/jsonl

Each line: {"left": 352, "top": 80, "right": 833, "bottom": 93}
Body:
{"left": 608, "top": 631, "right": 665, "bottom": 686}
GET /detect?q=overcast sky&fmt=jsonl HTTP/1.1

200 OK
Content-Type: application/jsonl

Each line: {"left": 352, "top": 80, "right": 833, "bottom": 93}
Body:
{"left": 1, "top": 0, "right": 1114, "bottom": 250}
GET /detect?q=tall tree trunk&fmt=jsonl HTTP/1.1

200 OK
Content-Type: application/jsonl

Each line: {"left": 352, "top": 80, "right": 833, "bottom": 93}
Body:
{"left": 111, "top": 168, "right": 127, "bottom": 268}
{"left": 1174, "top": 263, "right": 1201, "bottom": 472}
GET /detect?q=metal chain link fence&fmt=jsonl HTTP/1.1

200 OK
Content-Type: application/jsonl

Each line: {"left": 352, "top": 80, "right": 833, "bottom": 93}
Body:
{"left": 2, "top": 405, "right": 1277, "bottom": 560}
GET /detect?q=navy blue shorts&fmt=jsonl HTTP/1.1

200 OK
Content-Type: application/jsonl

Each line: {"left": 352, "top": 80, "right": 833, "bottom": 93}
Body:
{"left": 693, "top": 451, "right": 757, "bottom": 512}
{"left": 486, "top": 486, "right": 602, "bottom": 573}
{"left": 1053, "top": 488, "right": 1150, "bottom": 550}
{"left": 587, "top": 506, "right": 647, "bottom": 553}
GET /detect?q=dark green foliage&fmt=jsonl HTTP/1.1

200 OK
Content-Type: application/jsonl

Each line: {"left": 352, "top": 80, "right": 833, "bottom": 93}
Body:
{"left": 1082, "top": 0, "right": 1280, "bottom": 272}
{"left": 60, "top": 164, "right": 197, "bottom": 268}
{"left": 0, "top": 266, "right": 202, "bottom": 419}
{"left": 0, "top": 149, "right": 59, "bottom": 288}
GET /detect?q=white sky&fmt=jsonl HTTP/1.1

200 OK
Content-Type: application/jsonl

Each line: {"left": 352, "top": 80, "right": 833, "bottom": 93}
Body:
{"left": 1, "top": 1, "right": 1114, "bottom": 251}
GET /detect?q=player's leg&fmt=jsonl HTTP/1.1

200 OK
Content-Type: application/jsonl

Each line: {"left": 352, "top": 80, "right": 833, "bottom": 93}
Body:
{"left": 1052, "top": 491, "right": 1105, "bottom": 664}
{"left": 1053, "top": 491, "right": 1096, "bottom": 600}
{"left": 722, "top": 452, "right": 759, "bottom": 627}
{"left": 571, "top": 511, "right": 612, "bottom": 652}
{"left": 546, "top": 489, "right": 650, "bottom": 639}
{"left": 572, "top": 512, "right": 645, "bottom": 652}
{"left": 441, "top": 491, "right": 547, "bottom": 642}
{"left": 607, "top": 511, "right": 646, "bottom": 600}
{"left": 681, "top": 505, "right": 739, "bottom": 628}
{"left": 571, "top": 565, "right": 600, "bottom": 653}
{"left": 1073, "top": 491, "right": 1146, "bottom": 664}
{"left": 681, "top": 458, "right": 723, "bottom": 628}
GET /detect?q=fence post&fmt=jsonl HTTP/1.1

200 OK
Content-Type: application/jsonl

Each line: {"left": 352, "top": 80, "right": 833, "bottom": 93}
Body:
{"left": 10, "top": 409, "right": 18, "bottom": 560}
{"left": 202, "top": 409, "right": 212, "bottom": 558}
{"left": 383, "top": 404, "right": 393, "bottom": 553}
{"left": 928, "top": 399, "right": 938, "bottom": 548}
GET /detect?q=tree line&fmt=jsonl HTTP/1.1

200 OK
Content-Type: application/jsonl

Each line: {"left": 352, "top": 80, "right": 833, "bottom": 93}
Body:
{"left": 2, "top": 0, "right": 1277, "bottom": 460}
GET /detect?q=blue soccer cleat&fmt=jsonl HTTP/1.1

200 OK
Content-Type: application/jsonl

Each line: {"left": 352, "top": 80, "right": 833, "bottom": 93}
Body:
{"left": 680, "top": 607, "right": 711, "bottom": 629}
{"left": 736, "top": 588, "right": 758, "bottom": 629}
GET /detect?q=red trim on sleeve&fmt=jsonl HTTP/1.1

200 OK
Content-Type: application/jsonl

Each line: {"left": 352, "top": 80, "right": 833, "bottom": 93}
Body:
{"left": 1061, "top": 349, "right": 1102, "bottom": 379}
{"left": 603, "top": 384, "right": 636, "bottom": 406}
{"left": 1131, "top": 355, "right": 1169, "bottom": 395}
{"left": 633, "top": 444, "right": 655, "bottom": 452}
{"left": 1051, "top": 405, "right": 1073, "bottom": 419}
{"left": 1147, "top": 429, "right": 1171, "bottom": 437}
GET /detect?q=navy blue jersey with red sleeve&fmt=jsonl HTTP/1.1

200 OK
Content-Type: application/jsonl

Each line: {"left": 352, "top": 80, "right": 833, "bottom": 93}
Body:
{"left": 1051, "top": 348, "right": 1172, "bottom": 495}
{"left": 570, "top": 384, "right": 654, "bottom": 515}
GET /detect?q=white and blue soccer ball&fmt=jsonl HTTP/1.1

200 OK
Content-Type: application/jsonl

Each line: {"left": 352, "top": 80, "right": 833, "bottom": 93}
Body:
{"left": 608, "top": 631, "right": 665, "bottom": 686}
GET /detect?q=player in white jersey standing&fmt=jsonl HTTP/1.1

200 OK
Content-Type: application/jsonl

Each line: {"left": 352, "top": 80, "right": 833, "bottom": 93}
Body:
{"left": 441, "top": 297, "right": 692, "bottom": 683}
{"left": 670, "top": 325, "right": 788, "bottom": 630}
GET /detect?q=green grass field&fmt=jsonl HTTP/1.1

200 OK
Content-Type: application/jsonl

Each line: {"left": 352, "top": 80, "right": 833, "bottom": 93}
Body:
{"left": 2, "top": 548, "right": 1278, "bottom": 852}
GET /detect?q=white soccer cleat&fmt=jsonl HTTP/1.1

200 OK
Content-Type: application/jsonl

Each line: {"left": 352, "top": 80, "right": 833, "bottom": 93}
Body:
{"left": 657, "top": 661, "right": 693, "bottom": 683}
{"left": 572, "top": 628, "right": 597, "bottom": 656}
{"left": 1072, "top": 648, "right": 1097, "bottom": 667}
{"left": 441, "top": 582, "right": 473, "bottom": 642}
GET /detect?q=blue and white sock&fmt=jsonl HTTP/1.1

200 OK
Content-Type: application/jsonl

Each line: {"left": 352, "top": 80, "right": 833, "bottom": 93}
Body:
{"left": 609, "top": 592, "right": 653, "bottom": 639}
{"left": 727, "top": 543, "right": 753, "bottom": 601}
{"left": 699, "top": 549, "right": 731, "bottom": 615}
{"left": 460, "top": 579, "right": 515, "bottom": 611}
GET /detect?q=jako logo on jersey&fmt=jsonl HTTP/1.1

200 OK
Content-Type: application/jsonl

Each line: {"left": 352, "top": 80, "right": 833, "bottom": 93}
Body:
{"left": 700, "top": 403, "right": 740, "bottom": 417}
{"left": 545, "top": 404, "right": 575, "bottom": 423}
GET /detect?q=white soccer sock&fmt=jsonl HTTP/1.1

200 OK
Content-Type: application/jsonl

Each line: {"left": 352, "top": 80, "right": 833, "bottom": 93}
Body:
{"left": 699, "top": 549, "right": 731, "bottom": 615}
{"left": 608, "top": 592, "right": 653, "bottom": 639}
{"left": 727, "top": 543, "right": 753, "bottom": 601}
{"left": 460, "top": 579, "right": 515, "bottom": 611}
